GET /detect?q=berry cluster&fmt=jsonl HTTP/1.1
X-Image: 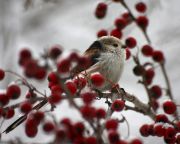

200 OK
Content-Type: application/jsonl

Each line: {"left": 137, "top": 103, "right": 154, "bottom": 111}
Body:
{"left": 0, "top": 83, "right": 21, "bottom": 119}
{"left": 140, "top": 113, "right": 180, "bottom": 143}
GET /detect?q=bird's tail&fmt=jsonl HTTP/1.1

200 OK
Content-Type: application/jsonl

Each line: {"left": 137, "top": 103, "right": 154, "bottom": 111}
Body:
{"left": 3, "top": 99, "right": 48, "bottom": 134}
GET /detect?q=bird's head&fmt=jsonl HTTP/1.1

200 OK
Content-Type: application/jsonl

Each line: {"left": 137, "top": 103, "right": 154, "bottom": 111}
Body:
{"left": 90, "top": 36, "right": 126, "bottom": 54}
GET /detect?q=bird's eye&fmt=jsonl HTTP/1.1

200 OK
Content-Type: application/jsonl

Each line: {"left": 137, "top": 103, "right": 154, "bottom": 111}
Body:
{"left": 113, "top": 43, "right": 118, "bottom": 47}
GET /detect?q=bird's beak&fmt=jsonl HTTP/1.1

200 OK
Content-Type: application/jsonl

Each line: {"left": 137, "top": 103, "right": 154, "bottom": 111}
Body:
{"left": 122, "top": 45, "right": 127, "bottom": 49}
{"left": 89, "top": 40, "right": 103, "bottom": 50}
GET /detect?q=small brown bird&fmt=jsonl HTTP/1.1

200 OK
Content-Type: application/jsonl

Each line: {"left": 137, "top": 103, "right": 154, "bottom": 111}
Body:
{"left": 3, "top": 36, "right": 126, "bottom": 134}
{"left": 76, "top": 36, "right": 126, "bottom": 90}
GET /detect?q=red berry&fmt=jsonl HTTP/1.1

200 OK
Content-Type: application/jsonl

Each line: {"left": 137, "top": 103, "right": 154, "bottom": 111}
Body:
{"left": 49, "top": 44, "right": 62, "bottom": 59}
{"left": 51, "top": 85, "right": 63, "bottom": 95}
{"left": 155, "top": 114, "right": 169, "bottom": 123}
{"left": 105, "top": 119, "right": 118, "bottom": 130}
{"left": 57, "top": 58, "right": 71, "bottom": 73}
{"left": 125, "top": 37, "right": 137, "bottom": 48}
{"left": 95, "top": 3, "right": 107, "bottom": 19}
{"left": 6, "top": 84, "right": 21, "bottom": 99}
{"left": 139, "top": 124, "right": 150, "bottom": 137}
{"left": 164, "top": 136, "right": 176, "bottom": 144}
{"left": 111, "top": 99, "right": 125, "bottom": 112}
{"left": 95, "top": 108, "right": 106, "bottom": 119}
{"left": 80, "top": 106, "right": 95, "bottom": 120}
{"left": 145, "top": 68, "right": 155, "bottom": 78}
{"left": 25, "top": 91, "right": 37, "bottom": 99}
{"left": 0, "top": 69, "right": 5, "bottom": 81}
{"left": 136, "top": 16, "right": 149, "bottom": 29}
{"left": 3, "top": 108, "right": 15, "bottom": 119}
{"left": 65, "top": 81, "right": 77, "bottom": 95}
{"left": 33, "top": 111, "right": 45, "bottom": 122}
{"left": 122, "top": 12, "right": 132, "bottom": 24}
{"left": 48, "top": 72, "right": 59, "bottom": 83}
{"left": 141, "top": 45, "right": 153, "bottom": 57}
{"left": 97, "top": 29, "right": 108, "bottom": 38}
{"left": 150, "top": 85, "right": 162, "bottom": 99}
{"left": 125, "top": 48, "right": 131, "bottom": 60}
{"left": 163, "top": 100, "right": 177, "bottom": 115}
{"left": 51, "top": 84, "right": 63, "bottom": 94}
{"left": 114, "top": 18, "right": 127, "bottom": 30}
{"left": 110, "top": 28, "right": 122, "bottom": 39}
{"left": 135, "top": 2, "right": 147, "bottom": 13}
{"left": 90, "top": 73, "right": 105, "bottom": 87}
{"left": 24, "top": 59, "right": 38, "bottom": 78}
{"left": 60, "top": 118, "right": 72, "bottom": 128}
{"left": 165, "top": 127, "right": 176, "bottom": 138}
{"left": 25, "top": 118, "right": 38, "bottom": 137}
{"left": 108, "top": 131, "right": 119, "bottom": 144}
{"left": 20, "top": 101, "right": 32, "bottom": 113}
{"left": 55, "top": 129, "right": 66, "bottom": 141}
{"left": 25, "top": 125, "right": 38, "bottom": 137}
{"left": 19, "top": 48, "right": 32, "bottom": 60}
{"left": 86, "top": 136, "right": 97, "bottom": 144}
{"left": 152, "top": 50, "right": 164, "bottom": 62}
{"left": 48, "top": 93, "right": 62, "bottom": 104}
{"left": 154, "top": 124, "right": 165, "bottom": 137}
{"left": 73, "top": 122, "right": 85, "bottom": 136}
{"left": 0, "top": 93, "right": 10, "bottom": 106}
{"left": 74, "top": 77, "right": 87, "bottom": 89}
{"left": 130, "top": 139, "right": 143, "bottom": 144}
{"left": 35, "top": 67, "right": 47, "bottom": 80}
{"left": 43, "top": 121, "right": 55, "bottom": 133}
{"left": 26, "top": 118, "right": 39, "bottom": 128}
{"left": 69, "top": 52, "right": 79, "bottom": 62}
{"left": 148, "top": 124, "right": 155, "bottom": 136}
{"left": 19, "top": 49, "right": 32, "bottom": 66}
{"left": 81, "top": 92, "right": 96, "bottom": 105}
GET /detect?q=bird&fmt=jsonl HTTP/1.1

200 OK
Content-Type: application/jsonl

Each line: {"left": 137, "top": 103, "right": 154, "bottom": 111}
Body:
{"left": 73, "top": 35, "right": 126, "bottom": 90}
{"left": 3, "top": 36, "right": 126, "bottom": 134}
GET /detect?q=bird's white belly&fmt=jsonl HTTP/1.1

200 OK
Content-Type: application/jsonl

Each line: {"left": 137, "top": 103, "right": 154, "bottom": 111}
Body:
{"left": 99, "top": 52, "right": 125, "bottom": 90}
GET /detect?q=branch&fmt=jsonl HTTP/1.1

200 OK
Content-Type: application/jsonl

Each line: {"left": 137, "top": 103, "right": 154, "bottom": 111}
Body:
{"left": 103, "top": 87, "right": 156, "bottom": 120}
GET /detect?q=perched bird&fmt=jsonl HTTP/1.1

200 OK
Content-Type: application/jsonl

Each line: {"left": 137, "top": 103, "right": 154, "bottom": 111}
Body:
{"left": 3, "top": 36, "right": 126, "bottom": 134}
{"left": 73, "top": 36, "right": 126, "bottom": 90}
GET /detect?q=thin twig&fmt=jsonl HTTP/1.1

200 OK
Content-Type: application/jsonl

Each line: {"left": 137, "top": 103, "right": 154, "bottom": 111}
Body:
{"left": 133, "top": 56, "right": 153, "bottom": 106}
{"left": 160, "top": 63, "right": 179, "bottom": 120}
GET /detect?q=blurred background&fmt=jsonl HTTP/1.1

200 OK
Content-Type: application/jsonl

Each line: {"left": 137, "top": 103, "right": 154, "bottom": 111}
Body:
{"left": 0, "top": 0, "right": 180, "bottom": 143}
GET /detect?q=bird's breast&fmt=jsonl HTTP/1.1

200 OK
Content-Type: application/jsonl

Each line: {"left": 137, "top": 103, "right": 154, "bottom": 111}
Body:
{"left": 98, "top": 50, "right": 125, "bottom": 87}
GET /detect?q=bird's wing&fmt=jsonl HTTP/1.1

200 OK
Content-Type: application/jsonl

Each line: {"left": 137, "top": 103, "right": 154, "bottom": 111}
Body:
{"left": 71, "top": 40, "right": 103, "bottom": 76}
